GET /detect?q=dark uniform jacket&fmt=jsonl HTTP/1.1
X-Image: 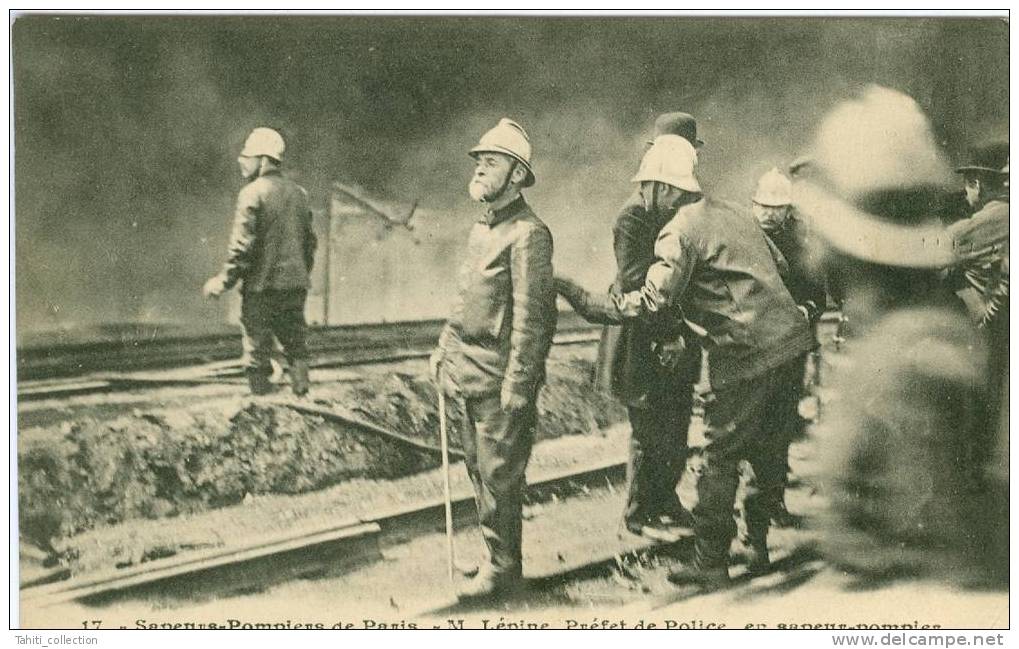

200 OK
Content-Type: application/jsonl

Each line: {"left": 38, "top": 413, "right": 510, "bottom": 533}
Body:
{"left": 597, "top": 190, "right": 698, "bottom": 406}
{"left": 947, "top": 196, "right": 1009, "bottom": 328}
{"left": 613, "top": 197, "right": 815, "bottom": 389}
{"left": 438, "top": 196, "right": 557, "bottom": 403}
{"left": 221, "top": 170, "right": 317, "bottom": 293}
{"left": 761, "top": 215, "right": 828, "bottom": 324}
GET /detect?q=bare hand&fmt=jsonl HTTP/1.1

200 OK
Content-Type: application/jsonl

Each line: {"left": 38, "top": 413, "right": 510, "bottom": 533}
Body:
{"left": 202, "top": 275, "right": 227, "bottom": 299}
{"left": 501, "top": 391, "right": 529, "bottom": 414}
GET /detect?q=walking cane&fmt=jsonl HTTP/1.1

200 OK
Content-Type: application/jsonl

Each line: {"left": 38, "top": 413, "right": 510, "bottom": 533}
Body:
{"left": 437, "top": 375, "right": 456, "bottom": 583}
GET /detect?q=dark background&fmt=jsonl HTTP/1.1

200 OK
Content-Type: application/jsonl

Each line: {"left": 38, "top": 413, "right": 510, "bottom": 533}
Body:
{"left": 13, "top": 16, "right": 1008, "bottom": 335}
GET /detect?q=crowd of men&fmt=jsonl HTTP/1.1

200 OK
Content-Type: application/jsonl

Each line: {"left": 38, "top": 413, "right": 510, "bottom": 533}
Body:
{"left": 204, "top": 84, "right": 1008, "bottom": 601}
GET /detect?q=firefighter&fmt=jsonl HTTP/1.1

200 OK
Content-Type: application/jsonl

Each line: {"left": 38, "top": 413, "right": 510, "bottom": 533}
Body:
{"left": 557, "top": 134, "right": 815, "bottom": 588}
{"left": 430, "top": 119, "right": 557, "bottom": 599}
{"left": 795, "top": 86, "right": 1004, "bottom": 585}
{"left": 592, "top": 112, "right": 706, "bottom": 542}
{"left": 750, "top": 167, "right": 827, "bottom": 527}
{"left": 203, "top": 127, "right": 316, "bottom": 397}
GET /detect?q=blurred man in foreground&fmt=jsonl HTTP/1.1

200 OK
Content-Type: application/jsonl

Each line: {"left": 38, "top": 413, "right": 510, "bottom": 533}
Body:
{"left": 795, "top": 87, "right": 1005, "bottom": 586}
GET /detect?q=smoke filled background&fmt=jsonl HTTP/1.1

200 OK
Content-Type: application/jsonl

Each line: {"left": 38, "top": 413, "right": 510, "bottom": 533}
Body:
{"left": 13, "top": 16, "right": 1008, "bottom": 339}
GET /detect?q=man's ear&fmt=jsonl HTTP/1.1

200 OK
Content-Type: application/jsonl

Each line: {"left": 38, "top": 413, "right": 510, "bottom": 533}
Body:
{"left": 510, "top": 162, "right": 528, "bottom": 186}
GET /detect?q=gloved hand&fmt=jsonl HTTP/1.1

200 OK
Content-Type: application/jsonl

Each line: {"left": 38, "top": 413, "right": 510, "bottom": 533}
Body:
{"left": 797, "top": 305, "right": 810, "bottom": 322}
{"left": 202, "top": 275, "right": 228, "bottom": 299}
{"left": 652, "top": 336, "right": 687, "bottom": 370}
{"left": 501, "top": 390, "right": 530, "bottom": 414}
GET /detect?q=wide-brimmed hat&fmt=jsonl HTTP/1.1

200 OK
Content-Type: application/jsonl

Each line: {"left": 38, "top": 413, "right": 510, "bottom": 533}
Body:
{"left": 646, "top": 112, "right": 704, "bottom": 148}
{"left": 469, "top": 118, "right": 535, "bottom": 187}
{"left": 955, "top": 142, "right": 1009, "bottom": 176}
{"left": 792, "top": 86, "right": 957, "bottom": 269}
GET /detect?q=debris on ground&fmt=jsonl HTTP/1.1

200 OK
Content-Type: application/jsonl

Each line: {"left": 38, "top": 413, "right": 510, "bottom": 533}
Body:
{"left": 19, "top": 348, "right": 624, "bottom": 574}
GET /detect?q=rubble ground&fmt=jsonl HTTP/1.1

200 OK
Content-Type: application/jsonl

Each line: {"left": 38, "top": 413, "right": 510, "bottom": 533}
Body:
{"left": 18, "top": 347, "right": 625, "bottom": 576}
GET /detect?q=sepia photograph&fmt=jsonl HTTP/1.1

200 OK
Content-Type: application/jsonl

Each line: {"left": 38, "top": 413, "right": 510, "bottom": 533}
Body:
{"left": 10, "top": 10, "right": 1010, "bottom": 635}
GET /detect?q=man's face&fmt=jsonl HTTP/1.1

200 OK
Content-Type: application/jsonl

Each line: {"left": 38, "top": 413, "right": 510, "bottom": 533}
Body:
{"left": 468, "top": 152, "right": 516, "bottom": 202}
{"left": 963, "top": 175, "right": 982, "bottom": 208}
{"left": 752, "top": 203, "right": 792, "bottom": 231}
{"left": 237, "top": 155, "right": 260, "bottom": 180}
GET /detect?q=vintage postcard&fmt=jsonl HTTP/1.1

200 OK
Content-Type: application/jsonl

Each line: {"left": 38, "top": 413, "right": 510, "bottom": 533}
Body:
{"left": 11, "top": 11, "right": 1009, "bottom": 636}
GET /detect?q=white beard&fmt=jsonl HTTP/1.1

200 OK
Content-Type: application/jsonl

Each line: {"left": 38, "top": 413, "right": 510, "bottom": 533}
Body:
{"left": 468, "top": 179, "right": 491, "bottom": 202}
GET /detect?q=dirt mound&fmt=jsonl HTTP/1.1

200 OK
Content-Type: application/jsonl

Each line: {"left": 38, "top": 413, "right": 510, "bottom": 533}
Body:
{"left": 19, "top": 404, "right": 429, "bottom": 555}
{"left": 19, "top": 353, "right": 625, "bottom": 564}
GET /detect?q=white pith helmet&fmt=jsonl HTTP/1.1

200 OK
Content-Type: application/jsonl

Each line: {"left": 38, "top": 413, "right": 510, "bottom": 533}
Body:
{"left": 469, "top": 118, "right": 535, "bottom": 187}
{"left": 632, "top": 134, "right": 701, "bottom": 193}
{"left": 240, "top": 127, "right": 286, "bottom": 162}
{"left": 753, "top": 167, "right": 793, "bottom": 206}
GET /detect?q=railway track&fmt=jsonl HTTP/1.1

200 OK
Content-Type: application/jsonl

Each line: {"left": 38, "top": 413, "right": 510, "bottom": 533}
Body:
{"left": 16, "top": 312, "right": 598, "bottom": 382}
{"left": 17, "top": 312, "right": 840, "bottom": 400}
{"left": 17, "top": 319, "right": 447, "bottom": 381}
{"left": 21, "top": 431, "right": 822, "bottom": 619}
{"left": 17, "top": 314, "right": 602, "bottom": 400}
{"left": 18, "top": 314, "right": 844, "bottom": 616}
{"left": 21, "top": 440, "right": 628, "bottom": 608}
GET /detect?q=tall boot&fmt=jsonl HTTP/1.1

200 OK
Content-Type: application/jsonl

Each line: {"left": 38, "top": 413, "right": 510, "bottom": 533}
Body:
{"left": 666, "top": 541, "right": 731, "bottom": 590}
{"left": 246, "top": 368, "right": 274, "bottom": 396}
{"left": 740, "top": 523, "right": 772, "bottom": 576}
{"left": 289, "top": 359, "right": 310, "bottom": 396}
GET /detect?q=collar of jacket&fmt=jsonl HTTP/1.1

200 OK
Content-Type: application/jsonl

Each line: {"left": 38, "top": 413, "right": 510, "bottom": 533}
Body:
{"left": 480, "top": 194, "right": 527, "bottom": 226}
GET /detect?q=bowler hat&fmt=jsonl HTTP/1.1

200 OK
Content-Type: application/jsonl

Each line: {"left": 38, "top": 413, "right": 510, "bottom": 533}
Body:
{"left": 647, "top": 112, "right": 704, "bottom": 148}
{"left": 955, "top": 142, "right": 1009, "bottom": 176}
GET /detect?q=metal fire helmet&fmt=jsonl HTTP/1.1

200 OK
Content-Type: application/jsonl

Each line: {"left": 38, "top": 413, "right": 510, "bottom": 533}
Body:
{"left": 469, "top": 118, "right": 536, "bottom": 187}
{"left": 753, "top": 167, "right": 793, "bottom": 207}
{"left": 631, "top": 134, "right": 701, "bottom": 193}
{"left": 240, "top": 127, "right": 286, "bottom": 162}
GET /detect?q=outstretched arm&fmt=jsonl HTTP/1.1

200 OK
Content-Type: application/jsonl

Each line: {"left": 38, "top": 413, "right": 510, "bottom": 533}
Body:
{"left": 557, "top": 226, "right": 697, "bottom": 327}
{"left": 555, "top": 277, "right": 626, "bottom": 325}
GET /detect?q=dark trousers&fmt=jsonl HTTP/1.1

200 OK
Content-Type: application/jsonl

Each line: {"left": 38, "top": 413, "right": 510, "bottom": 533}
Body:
{"left": 624, "top": 374, "right": 695, "bottom": 525}
{"left": 984, "top": 305, "right": 1008, "bottom": 443}
{"left": 776, "top": 354, "right": 809, "bottom": 491}
{"left": 693, "top": 356, "right": 805, "bottom": 567}
{"left": 240, "top": 289, "right": 310, "bottom": 374}
{"left": 458, "top": 394, "right": 537, "bottom": 577}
